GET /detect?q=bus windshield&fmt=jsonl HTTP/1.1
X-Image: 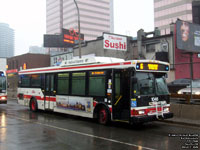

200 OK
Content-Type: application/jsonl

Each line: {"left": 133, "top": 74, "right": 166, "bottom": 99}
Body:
{"left": 155, "top": 77, "right": 169, "bottom": 95}
{"left": 0, "top": 76, "right": 6, "bottom": 92}
{"left": 134, "top": 72, "right": 169, "bottom": 96}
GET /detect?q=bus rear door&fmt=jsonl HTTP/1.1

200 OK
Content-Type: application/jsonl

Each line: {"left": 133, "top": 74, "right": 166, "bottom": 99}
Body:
{"left": 112, "top": 69, "right": 131, "bottom": 122}
{"left": 44, "top": 74, "right": 56, "bottom": 110}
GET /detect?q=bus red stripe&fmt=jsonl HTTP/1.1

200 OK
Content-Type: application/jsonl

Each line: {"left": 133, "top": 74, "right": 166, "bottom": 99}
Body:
{"left": 131, "top": 107, "right": 167, "bottom": 116}
{"left": 23, "top": 95, "right": 56, "bottom": 102}
{"left": 109, "top": 107, "right": 112, "bottom": 113}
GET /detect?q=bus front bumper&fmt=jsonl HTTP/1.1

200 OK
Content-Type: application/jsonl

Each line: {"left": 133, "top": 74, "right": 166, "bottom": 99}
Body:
{"left": 130, "top": 112, "right": 173, "bottom": 124}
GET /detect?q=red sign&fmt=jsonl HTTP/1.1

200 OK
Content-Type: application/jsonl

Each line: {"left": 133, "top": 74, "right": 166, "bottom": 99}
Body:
{"left": 6, "top": 69, "right": 18, "bottom": 74}
{"left": 103, "top": 33, "right": 127, "bottom": 51}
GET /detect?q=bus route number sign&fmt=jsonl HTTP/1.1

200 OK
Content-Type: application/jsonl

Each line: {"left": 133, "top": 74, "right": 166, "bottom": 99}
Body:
{"left": 136, "top": 63, "right": 169, "bottom": 71}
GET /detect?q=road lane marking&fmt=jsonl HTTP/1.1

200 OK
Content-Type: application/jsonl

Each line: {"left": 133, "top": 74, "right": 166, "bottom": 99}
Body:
{"left": 11, "top": 115, "right": 156, "bottom": 150}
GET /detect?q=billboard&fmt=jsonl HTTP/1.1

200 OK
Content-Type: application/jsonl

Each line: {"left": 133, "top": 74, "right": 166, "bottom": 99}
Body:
{"left": 62, "top": 28, "right": 84, "bottom": 47}
{"left": 103, "top": 33, "right": 127, "bottom": 51}
{"left": 43, "top": 34, "right": 63, "bottom": 48}
{"left": 176, "top": 20, "right": 200, "bottom": 52}
{"left": 44, "top": 28, "right": 84, "bottom": 48}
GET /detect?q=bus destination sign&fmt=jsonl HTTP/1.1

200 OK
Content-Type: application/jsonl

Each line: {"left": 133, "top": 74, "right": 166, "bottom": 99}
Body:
{"left": 136, "top": 63, "right": 169, "bottom": 71}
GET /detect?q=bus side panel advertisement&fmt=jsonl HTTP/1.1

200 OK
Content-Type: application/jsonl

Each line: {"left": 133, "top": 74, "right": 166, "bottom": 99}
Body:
{"left": 176, "top": 20, "right": 200, "bottom": 52}
{"left": 56, "top": 96, "right": 93, "bottom": 113}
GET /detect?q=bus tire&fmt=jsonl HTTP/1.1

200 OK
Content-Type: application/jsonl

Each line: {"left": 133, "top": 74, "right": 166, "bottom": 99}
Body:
{"left": 98, "top": 106, "right": 110, "bottom": 125}
{"left": 30, "top": 98, "right": 38, "bottom": 112}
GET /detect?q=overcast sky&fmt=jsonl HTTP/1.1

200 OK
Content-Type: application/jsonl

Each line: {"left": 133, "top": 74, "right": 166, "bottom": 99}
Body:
{"left": 0, "top": 0, "right": 154, "bottom": 56}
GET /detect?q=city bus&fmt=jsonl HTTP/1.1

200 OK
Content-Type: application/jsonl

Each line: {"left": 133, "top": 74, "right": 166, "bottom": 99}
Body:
{"left": 0, "top": 70, "right": 7, "bottom": 104}
{"left": 17, "top": 57, "right": 173, "bottom": 125}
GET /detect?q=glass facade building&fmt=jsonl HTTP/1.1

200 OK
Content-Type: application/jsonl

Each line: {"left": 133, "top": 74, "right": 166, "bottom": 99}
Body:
{"left": 0, "top": 23, "right": 14, "bottom": 58}
{"left": 46, "top": 0, "right": 114, "bottom": 41}
{"left": 154, "top": 0, "right": 194, "bottom": 35}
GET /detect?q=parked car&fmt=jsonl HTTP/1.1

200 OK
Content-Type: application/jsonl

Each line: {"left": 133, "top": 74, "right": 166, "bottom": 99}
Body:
{"left": 177, "top": 79, "right": 200, "bottom": 95}
{"left": 167, "top": 78, "right": 190, "bottom": 93}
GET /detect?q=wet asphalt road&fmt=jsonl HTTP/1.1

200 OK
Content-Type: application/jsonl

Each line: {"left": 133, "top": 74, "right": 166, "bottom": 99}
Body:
{"left": 0, "top": 100, "right": 199, "bottom": 150}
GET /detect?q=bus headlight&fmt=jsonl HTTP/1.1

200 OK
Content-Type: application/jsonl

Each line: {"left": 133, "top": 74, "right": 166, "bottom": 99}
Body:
{"left": 177, "top": 91, "right": 182, "bottom": 94}
{"left": 138, "top": 110, "right": 145, "bottom": 115}
{"left": 164, "top": 107, "right": 169, "bottom": 112}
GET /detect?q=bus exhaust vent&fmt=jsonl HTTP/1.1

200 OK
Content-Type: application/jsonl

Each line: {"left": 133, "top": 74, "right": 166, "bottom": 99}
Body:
{"left": 60, "top": 57, "right": 125, "bottom": 67}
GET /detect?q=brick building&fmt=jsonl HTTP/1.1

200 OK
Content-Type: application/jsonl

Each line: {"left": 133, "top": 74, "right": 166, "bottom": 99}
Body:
{"left": 7, "top": 53, "right": 50, "bottom": 98}
{"left": 7, "top": 53, "right": 50, "bottom": 71}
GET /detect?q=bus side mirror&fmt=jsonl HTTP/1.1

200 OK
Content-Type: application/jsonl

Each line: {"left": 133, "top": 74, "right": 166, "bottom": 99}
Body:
{"left": 132, "top": 77, "right": 137, "bottom": 83}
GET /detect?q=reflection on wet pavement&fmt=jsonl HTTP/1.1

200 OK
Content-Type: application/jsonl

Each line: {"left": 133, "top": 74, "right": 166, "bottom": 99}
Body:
{"left": 0, "top": 100, "right": 199, "bottom": 150}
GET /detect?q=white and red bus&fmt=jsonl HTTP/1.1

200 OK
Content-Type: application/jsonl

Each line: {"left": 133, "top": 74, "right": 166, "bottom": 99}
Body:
{"left": 0, "top": 70, "right": 7, "bottom": 104}
{"left": 17, "top": 57, "right": 173, "bottom": 125}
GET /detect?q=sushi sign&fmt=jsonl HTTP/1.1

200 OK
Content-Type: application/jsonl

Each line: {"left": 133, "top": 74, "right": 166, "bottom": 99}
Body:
{"left": 103, "top": 33, "right": 127, "bottom": 51}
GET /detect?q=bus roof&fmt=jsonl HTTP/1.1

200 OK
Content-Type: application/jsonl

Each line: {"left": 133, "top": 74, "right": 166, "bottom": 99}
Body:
{"left": 19, "top": 57, "right": 170, "bottom": 75}
{"left": 60, "top": 57, "right": 125, "bottom": 67}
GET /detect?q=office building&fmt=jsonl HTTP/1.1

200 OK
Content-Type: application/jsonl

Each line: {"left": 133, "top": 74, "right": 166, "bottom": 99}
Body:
{"left": 154, "top": 0, "right": 200, "bottom": 35}
{"left": 0, "top": 23, "right": 14, "bottom": 57}
{"left": 46, "top": 0, "right": 114, "bottom": 41}
{"left": 0, "top": 58, "right": 7, "bottom": 71}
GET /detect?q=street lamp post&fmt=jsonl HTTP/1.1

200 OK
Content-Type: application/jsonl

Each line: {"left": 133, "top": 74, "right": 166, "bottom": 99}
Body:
{"left": 73, "top": 0, "right": 81, "bottom": 58}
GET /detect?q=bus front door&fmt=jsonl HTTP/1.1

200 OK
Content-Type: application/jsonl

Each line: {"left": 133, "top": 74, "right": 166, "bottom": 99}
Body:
{"left": 112, "top": 69, "right": 131, "bottom": 122}
{"left": 44, "top": 74, "right": 56, "bottom": 110}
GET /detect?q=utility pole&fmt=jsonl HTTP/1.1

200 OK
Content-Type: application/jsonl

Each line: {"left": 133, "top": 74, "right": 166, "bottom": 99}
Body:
{"left": 73, "top": 0, "right": 81, "bottom": 58}
{"left": 190, "top": 53, "right": 193, "bottom": 102}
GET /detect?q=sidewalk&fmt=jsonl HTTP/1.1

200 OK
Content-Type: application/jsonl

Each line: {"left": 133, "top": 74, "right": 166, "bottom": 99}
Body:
{"left": 163, "top": 117, "right": 200, "bottom": 127}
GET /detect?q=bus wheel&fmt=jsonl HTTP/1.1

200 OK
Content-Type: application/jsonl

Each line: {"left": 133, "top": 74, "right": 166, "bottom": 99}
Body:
{"left": 98, "top": 106, "right": 109, "bottom": 125}
{"left": 30, "top": 98, "right": 38, "bottom": 112}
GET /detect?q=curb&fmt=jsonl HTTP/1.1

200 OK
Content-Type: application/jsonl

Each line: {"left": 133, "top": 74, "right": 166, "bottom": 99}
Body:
{"left": 162, "top": 119, "right": 200, "bottom": 127}
{"left": 8, "top": 98, "right": 17, "bottom": 101}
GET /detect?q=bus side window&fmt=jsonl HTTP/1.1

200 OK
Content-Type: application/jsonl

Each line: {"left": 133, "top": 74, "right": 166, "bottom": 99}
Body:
{"left": 41, "top": 74, "right": 45, "bottom": 90}
{"left": 31, "top": 74, "right": 42, "bottom": 87}
{"left": 71, "top": 72, "right": 86, "bottom": 96}
{"left": 20, "top": 75, "right": 31, "bottom": 87}
{"left": 57, "top": 73, "right": 69, "bottom": 95}
{"left": 89, "top": 73, "right": 105, "bottom": 96}
{"left": 18, "top": 77, "right": 21, "bottom": 87}
{"left": 45, "top": 75, "right": 50, "bottom": 92}
{"left": 50, "top": 75, "right": 54, "bottom": 92}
